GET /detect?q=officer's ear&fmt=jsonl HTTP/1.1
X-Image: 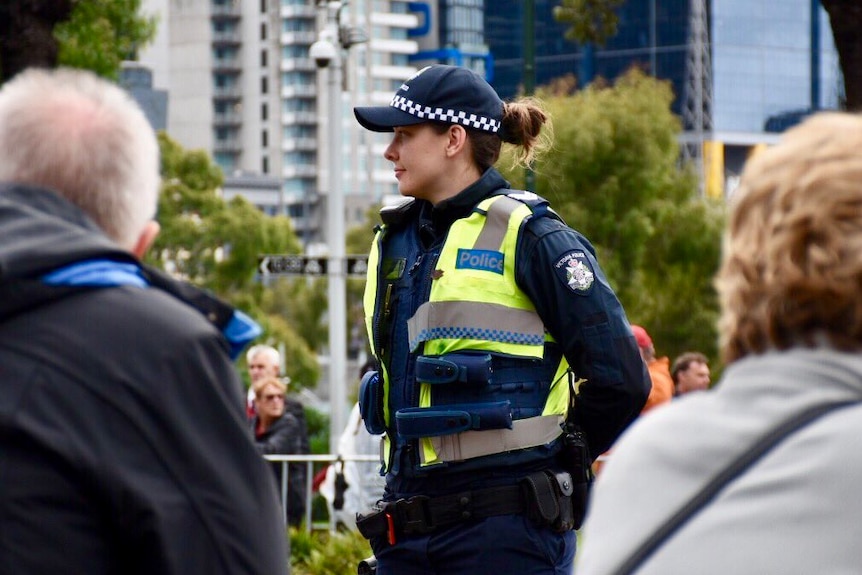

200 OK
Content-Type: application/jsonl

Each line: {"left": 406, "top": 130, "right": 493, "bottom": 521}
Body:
{"left": 445, "top": 124, "right": 469, "bottom": 158}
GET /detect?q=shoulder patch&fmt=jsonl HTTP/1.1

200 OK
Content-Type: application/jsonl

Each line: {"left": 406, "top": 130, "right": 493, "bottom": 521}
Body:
{"left": 554, "top": 250, "right": 595, "bottom": 294}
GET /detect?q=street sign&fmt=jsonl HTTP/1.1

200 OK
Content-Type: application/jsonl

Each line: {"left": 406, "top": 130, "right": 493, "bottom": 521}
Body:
{"left": 346, "top": 255, "right": 368, "bottom": 277}
{"left": 258, "top": 254, "right": 327, "bottom": 276}
{"left": 258, "top": 254, "right": 369, "bottom": 277}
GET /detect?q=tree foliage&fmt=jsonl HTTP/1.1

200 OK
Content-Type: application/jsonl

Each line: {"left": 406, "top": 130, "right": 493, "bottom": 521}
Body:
{"left": 553, "top": 0, "right": 623, "bottom": 47}
{"left": 502, "top": 69, "right": 724, "bottom": 364}
{"left": 0, "top": 0, "right": 155, "bottom": 83}
{"left": 345, "top": 204, "right": 383, "bottom": 359}
{"left": 146, "top": 133, "right": 320, "bottom": 389}
{"left": 55, "top": 0, "right": 156, "bottom": 80}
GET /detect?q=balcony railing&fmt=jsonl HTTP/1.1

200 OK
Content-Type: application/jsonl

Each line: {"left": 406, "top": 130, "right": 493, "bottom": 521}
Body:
{"left": 213, "top": 138, "right": 242, "bottom": 152}
{"left": 281, "top": 84, "right": 317, "bottom": 98}
{"left": 211, "top": 3, "right": 241, "bottom": 19}
{"left": 213, "top": 86, "right": 242, "bottom": 100}
{"left": 280, "top": 31, "right": 318, "bottom": 45}
{"left": 213, "top": 111, "right": 242, "bottom": 125}
{"left": 281, "top": 137, "right": 318, "bottom": 152}
{"left": 213, "top": 57, "right": 242, "bottom": 72}
{"left": 280, "top": 58, "right": 317, "bottom": 73}
{"left": 280, "top": 4, "right": 316, "bottom": 18}
{"left": 212, "top": 30, "right": 242, "bottom": 45}
{"left": 281, "top": 111, "right": 318, "bottom": 125}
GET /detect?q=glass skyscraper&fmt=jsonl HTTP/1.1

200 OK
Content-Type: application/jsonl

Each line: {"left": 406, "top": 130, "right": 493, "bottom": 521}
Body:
{"left": 712, "top": 0, "right": 840, "bottom": 133}
{"left": 486, "top": 0, "right": 690, "bottom": 119}
{"left": 485, "top": 0, "right": 839, "bottom": 135}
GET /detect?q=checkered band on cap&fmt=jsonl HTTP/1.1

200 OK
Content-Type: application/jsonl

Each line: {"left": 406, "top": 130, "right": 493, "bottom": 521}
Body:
{"left": 390, "top": 94, "right": 501, "bottom": 133}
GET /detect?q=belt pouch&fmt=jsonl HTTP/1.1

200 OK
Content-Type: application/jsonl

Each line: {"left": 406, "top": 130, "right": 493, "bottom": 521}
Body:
{"left": 395, "top": 401, "right": 512, "bottom": 439}
{"left": 356, "top": 507, "right": 388, "bottom": 540}
{"left": 522, "top": 470, "right": 577, "bottom": 532}
{"left": 522, "top": 470, "right": 560, "bottom": 527}
{"left": 359, "top": 370, "right": 386, "bottom": 435}
{"left": 415, "top": 353, "right": 493, "bottom": 385}
{"left": 551, "top": 471, "right": 575, "bottom": 532}
{"left": 558, "top": 426, "right": 593, "bottom": 529}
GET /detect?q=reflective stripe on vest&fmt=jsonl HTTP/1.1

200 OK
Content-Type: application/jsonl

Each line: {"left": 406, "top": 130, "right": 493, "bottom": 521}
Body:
{"left": 363, "top": 230, "right": 382, "bottom": 356}
{"left": 411, "top": 194, "right": 544, "bottom": 358}
{"left": 363, "top": 231, "right": 392, "bottom": 429}
{"left": 407, "top": 301, "right": 545, "bottom": 352}
{"left": 421, "top": 415, "right": 565, "bottom": 465}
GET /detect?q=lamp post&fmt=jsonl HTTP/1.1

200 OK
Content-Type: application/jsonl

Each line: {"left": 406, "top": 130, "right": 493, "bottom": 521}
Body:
{"left": 311, "top": 2, "right": 347, "bottom": 454}
{"left": 311, "top": 0, "right": 366, "bottom": 454}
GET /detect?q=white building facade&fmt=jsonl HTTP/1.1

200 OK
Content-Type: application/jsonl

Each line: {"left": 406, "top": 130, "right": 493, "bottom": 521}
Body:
{"left": 138, "top": 0, "right": 420, "bottom": 244}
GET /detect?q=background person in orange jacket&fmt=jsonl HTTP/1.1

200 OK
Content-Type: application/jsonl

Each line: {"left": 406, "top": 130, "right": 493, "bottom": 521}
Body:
{"left": 594, "top": 325, "right": 673, "bottom": 474}
{"left": 631, "top": 325, "right": 674, "bottom": 412}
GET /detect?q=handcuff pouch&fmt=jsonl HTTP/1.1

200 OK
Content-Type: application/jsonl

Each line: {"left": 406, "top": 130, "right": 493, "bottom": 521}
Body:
{"left": 359, "top": 370, "right": 387, "bottom": 435}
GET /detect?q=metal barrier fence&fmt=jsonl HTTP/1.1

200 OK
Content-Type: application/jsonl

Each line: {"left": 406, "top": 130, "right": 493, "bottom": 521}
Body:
{"left": 264, "top": 453, "right": 379, "bottom": 533}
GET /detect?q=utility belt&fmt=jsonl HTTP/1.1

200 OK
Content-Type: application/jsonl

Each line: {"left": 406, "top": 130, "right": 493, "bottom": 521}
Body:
{"left": 356, "top": 470, "right": 577, "bottom": 544}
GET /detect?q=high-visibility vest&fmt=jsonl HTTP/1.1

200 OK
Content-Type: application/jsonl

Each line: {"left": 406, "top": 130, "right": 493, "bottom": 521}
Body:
{"left": 364, "top": 193, "right": 570, "bottom": 471}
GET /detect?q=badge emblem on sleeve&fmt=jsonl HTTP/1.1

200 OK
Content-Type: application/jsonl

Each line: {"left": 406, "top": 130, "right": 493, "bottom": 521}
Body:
{"left": 554, "top": 251, "right": 595, "bottom": 294}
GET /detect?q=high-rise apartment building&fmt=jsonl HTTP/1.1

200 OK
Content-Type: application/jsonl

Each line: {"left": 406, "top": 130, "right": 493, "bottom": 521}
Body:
{"left": 139, "top": 0, "right": 296, "bottom": 199}
{"left": 350, "top": 0, "right": 492, "bottom": 208}
{"left": 138, "top": 0, "right": 422, "bottom": 244}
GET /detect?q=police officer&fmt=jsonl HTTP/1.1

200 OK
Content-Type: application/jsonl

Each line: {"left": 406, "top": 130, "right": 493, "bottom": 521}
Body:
{"left": 353, "top": 65, "right": 650, "bottom": 574}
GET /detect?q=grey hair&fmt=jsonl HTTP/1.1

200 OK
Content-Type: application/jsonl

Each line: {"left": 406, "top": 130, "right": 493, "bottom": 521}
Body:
{"left": 246, "top": 344, "right": 280, "bottom": 367}
{"left": 0, "top": 67, "right": 160, "bottom": 249}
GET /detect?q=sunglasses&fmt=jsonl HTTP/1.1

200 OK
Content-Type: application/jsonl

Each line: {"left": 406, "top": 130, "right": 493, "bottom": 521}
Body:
{"left": 262, "top": 393, "right": 284, "bottom": 402}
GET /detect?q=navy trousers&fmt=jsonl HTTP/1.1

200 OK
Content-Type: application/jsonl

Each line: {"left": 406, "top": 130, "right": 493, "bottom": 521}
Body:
{"left": 369, "top": 514, "right": 576, "bottom": 575}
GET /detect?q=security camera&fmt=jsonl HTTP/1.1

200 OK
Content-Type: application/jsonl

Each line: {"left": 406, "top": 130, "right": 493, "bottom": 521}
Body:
{"left": 309, "top": 40, "right": 338, "bottom": 68}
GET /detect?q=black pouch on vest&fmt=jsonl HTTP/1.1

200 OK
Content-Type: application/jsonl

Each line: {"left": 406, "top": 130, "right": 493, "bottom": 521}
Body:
{"left": 359, "top": 370, "right": 386, "bottom": 435}
{"left": 414, "top": 353, "right": 493, "bottom": 385}
{"left": 394, "top": 401, "right": 513, "bottom": 439}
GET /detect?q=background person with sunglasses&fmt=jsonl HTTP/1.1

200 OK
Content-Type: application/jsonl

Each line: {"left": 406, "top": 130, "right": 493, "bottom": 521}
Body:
{"left": 251, "top": 375, "right": 306, "bottom": 525}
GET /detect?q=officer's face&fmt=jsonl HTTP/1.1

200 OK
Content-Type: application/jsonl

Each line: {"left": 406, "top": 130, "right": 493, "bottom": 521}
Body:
{"left": 384, "top": 123, "right": 451, "bottom": 204}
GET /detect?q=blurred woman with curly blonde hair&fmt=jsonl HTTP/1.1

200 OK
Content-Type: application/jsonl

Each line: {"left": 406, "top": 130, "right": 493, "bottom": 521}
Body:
{"left": 578, "top": 112, "right": 862, "bottom": 575}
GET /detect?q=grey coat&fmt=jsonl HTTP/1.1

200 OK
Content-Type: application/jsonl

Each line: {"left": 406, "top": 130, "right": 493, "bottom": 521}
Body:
{"left": 577, "top": 348, "right": 862, "bottom": 575}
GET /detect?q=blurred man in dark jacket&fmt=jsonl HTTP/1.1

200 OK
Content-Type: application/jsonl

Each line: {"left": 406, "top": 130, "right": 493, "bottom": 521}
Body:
{"left": 0, "top": 67, "right": 288, "bottom": 574}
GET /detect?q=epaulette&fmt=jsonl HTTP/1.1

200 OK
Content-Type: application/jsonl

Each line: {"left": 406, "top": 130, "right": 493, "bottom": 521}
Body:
{"left": 379, "top": 198, "right": 419, "bottom": 227}
{"left": 493, "top": 189, "right": 566, "bottom": 224}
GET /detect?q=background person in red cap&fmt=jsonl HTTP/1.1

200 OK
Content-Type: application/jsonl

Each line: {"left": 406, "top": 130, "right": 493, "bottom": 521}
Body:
{"left": 353, "top": 64, "right": 649, "bottom": 575}
{"left": 593, "top": 325, "right": 673, "bottom": 475}
{"left": 630, "top": 325, "right": 674, "bottom": 412}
